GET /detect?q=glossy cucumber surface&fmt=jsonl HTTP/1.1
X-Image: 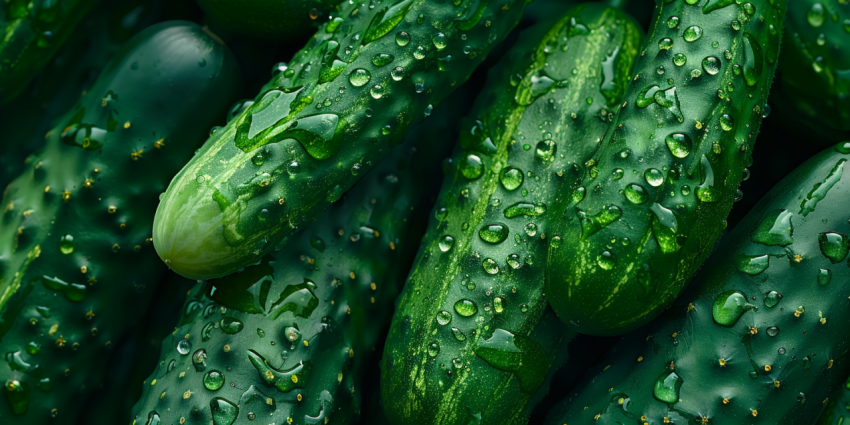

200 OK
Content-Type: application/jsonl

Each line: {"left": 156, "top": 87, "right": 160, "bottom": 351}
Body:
{"left": 380, "top": 4, "right": 643, "bottom": 424}
{"left": 152, "top": 0, "right": 529, "bottom": 280}
{"left": 546, "top": 141, "right": 850, "bottom": 425}
{"left": 546, "top": 0, "right": 787, "bottom": 336}
{"left": 129, "top": 92, "right": 464, "bottom": 425}
{"left": 0, "top": 0, "right": 98, "bottom": 104}
{"left": 0, "top": 21, "right": 239, "bottom": 421}
{"left": 196, "top": 0, "right": 344, "bottom": 39}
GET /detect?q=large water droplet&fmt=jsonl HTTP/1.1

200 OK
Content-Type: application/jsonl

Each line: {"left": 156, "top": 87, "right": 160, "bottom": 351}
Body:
{"left": 500, "top": 167, "right": 524, "bottom": 190}
{"left": 436, "top": 310, "right": 452, "bottom": 325}
{"left": 348, "top": 69, "right": 371, "bottom": 87}
{"left": 204, "top": 371, "right": 225, "bottom": 391}
{"left": 652, "top": 371, "right": 683, "bottom": 404}
{"left": 479, "top": 224, "right": 509, "bottom": 244}
{"left": 439, "top": 235, "right": 455, "bottom": 252}
{"left": 751, "top": 210, "right": 793, "bottom": 246}
{"left": 210, "top": 397, "right": 239, "bottom": 425}
{"left": 578, "top": 205, "right": 623, "bottom": 239}
{"left": 624, "top": 184, "right": 648, "bottom": 204}
{"left": 474, "top": 329, "right": 549, "bottom": 394}
{"left": 818, "top": 269, "right": 832, "bottom": 286}
{"left": 742, "top": 33, "right": 764, "bottom": 87}
{"left": 460, "top": 154, "right": 484, "bottom": 179}
{"left": 59, "top": 235, "right": 74, "bottom": 254}
{"left": 504, "top": 202, "right": 547, "bottom": 218}
{"left": 807, "top": 3, "right": 826, "bottom": 27}
{"left": 735, "top": 254, "right": 769, "bottom": 275}
{"left": 363, "top": 0, "right": 415, "bottom": 45}
{"left": 454, "top": 299, "right": 478, "bottom": 317}
{"left": 713, "top": 290, "right": 754, "bottom": 326}
{"left": 177, "top": 340, "right": 191, "bottom": 355}
{"left": 650, "top": 203, "right": 680, "bottom": 253}
{"left": 697, "top": 155, "right": 720, "bottom": 202}
{"left": 702, "top": 56, "right": 721, "bottom": 75}
{"left": 665, "top": 133, "right": 692, "bottom": 158}
{"left": 818, "top": 232, "right": 850, "bottom": 263}
{"left": 597, "top": 251, "right": 616, "bottom": 270}
{"left": 764, "top": 291, "right": 783, "bottom": 308}
{"left": 428, "top": 342, "right": 440, "bottom": 357}
{"left": 683, "top": 26, "right": 703, "bottom": 42}
{"left": 645, "top": 168, "right": 664, "bottom": 187}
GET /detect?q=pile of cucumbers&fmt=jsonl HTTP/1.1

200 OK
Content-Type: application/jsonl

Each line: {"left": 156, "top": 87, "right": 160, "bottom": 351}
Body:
{"left": 0, "top": 0, "right": 847, "bottom": 424}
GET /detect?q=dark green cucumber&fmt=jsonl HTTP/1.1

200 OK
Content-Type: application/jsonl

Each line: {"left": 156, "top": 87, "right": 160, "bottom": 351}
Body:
{"left": 197, "top": 0, "right": 344, "bottom": 39}
{"left": 817, "top": 374, "right": 850, "bottom": 425}
{"left": 152, "top": 0, "right": 528, "bottom": 280}
{"left": 380, "top": 4, "right": 642, "bottom": 424}
{"left": 0, "top": 0, "right": 179, "bottom": 189}
{"left": 775, "top": 0, "right": 850, "bottom": 136}
{"left": 545, "top": 141, "right": 850, "bottom": 425}
{"left": 0, "top": 0, "right": 97, "bottom": 105}
{"left": 0, "top": 21, "right": 239, "bottom": 421}
{"left": 129, "top": 91, "right": 464, "bottom": 425}
{"left": 546, "top": 0, "right": 787, "bottom": 336}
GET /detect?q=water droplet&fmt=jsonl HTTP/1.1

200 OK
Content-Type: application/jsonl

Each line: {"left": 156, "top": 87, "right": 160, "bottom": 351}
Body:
{"left": 736, "top": 254, "right": 770, "bottom": 275}
{"left": 220, "top": 317, "right": 244, "bottom": 334}
{"left": 673, "top": 53, "right": 687, "bottom": 67}
{"left": 807, "top": 3, "right": 826, "bottom": 27}
{"left": 428, "top": 342, "right": 440, "bottom": 357}
{"left": 506, "top": 254, "right": 522, "bottom": 270}
{"left": 285, "top": 326, "right": 302, "bottom": 342}
{"left": 439, "top": 235, "right": 455, "bottom": 252}
{"left": 500, "top": 167, "right": 524, "bottom": 190}
{"left": 204, "top": 371, "right": 225, "bottom": 391}
{"left": 454, "top": 299, "right": 478, "bottom": 317}
{"left": 818, "top": 269, "right": 832, "bottom": 286}
{"left": 524, "top": 223, "right": 537, "bottom": 237}
{"left": 731, "top": 20, "right": 742, "bottom": 30}
{"left": 348, "top": 69, "right": 371, "bottom": 87}
{"left": 819, "top": 232, "right": 850, "bottom": 263}
{"left": 658, "top": 38, "right": 674, "bottom": 50}
{"left": 667, "top": 16, "right": 680, "bottom": 28}
{"left": 653, "top": 371, "right": 683, "bottom": 404}
{"left": 474, "top": 329, "right": 549, "bottom": 393}
{"left": 479, "top": 224, "right": 509, "bottom": 244}
{"left": 436, "top": 311, "right": 452, "bottom": 325}
{"left": 210, "top": 397, "right": 239, "bottom": 425}
{"left": 391, "top": 66, "right": 404, "bottom": 81}
{"left": 452, "top": 327, "right": 466, "bottom": 341}
{"left": 624, "top": 184, "right": 648, "bottom": 204}
{"left": 702, "top": 57, "right": 721, "bottom": 75}
{"left": 177, "top": 340, "right": 191, "bottom": 355}
{"left": 482, "top": 258, "right": 500, "bottom": 274}
{"left": 59, "top": 235, "right": 74, "bottom": 254}
{"left": 550, "top": 236, "right": 562, "bottom": 248}
{"left": 504, "top": 202, "right": 547, "bottom": 218}
{"left": 683, "top": 26, "right": 703, "bottom": 42}
{"left": 395, "top": 31, "right": 410, "bottom": 46}
{"left": 645, "top": 169, "right": 664, "bottom": 187}
{"left": 650, "top": 203, "right": 680, "bottom": 253}
{"left": 766, "top": 326, "right": 780, "bottom": 337}
{"left": 372, "top": 53, "right": 395, "bottom": 67}
{"left": 597, "top": 251, "right": 616, "bottom": 270}
{"left": 742, "top": 33, "right": 764, "bottom": 87}
{"left": 665, "top": 133, "right": 692, "bottom": 158}
{"left": 720, "top": 114, "right": 734, "bottom": 131}
{"left": 751, "top": 210, "right": 793, "bottom": 246}
{"left": 578, "top": 205, "right": 623, "bottom": 239}
{"left": 535, "top": 140, "right": 557, "bottom": 161}
{"left": 764, "top": 290, "right": 783, "bottom": 308}
{"left": 460, "top": 154, "right": 484, "bottom": 179}
{"left": 193, "top": 349, "right": 208, "bottom": 372}
{"left": 713, "top": 290, "right": 755, "bottom": 326}
{"left": 494, "top": 297, "right": 505, "bottom": 313}
{"left": 370, "top": 84, "right": 385, "bottom": 99}
{"left": 697, "top": 156, "right": 720, "bottom": 202}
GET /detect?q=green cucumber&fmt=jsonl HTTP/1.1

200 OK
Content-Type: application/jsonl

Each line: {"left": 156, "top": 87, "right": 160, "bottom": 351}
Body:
{"left": 196, "top": 0, "right": 344, "bottom": 39}
{"left": 545, "top": 141, "right": 850, "bottom": 425}
{"left": 152, "top": 0, "right": 528, "bottom": 280}
{"left": 0, "top": 0, "right": 98, "bottom": 105}
{"left": 818, "top": 374, "right": 850, "bottom": 425}
{"left": 0, "top": 21, "right": 239, "bottom": 421}
{"left": 775, "top": 0, "right": 850, "bottom": 136}
{"left": 380, "top": 4, "right": 642, "bottom": 424}
{"left": 545, "top": 0, "right": 787, "bottom": 336}
{"left": 129, "top": 90, "right": 464, "bottom": 425}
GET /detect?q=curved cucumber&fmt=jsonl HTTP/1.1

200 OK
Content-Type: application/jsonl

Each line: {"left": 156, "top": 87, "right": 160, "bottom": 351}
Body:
{"left": 0, "top": 21, "right": 239, "bottom": 421}
{"left": 380, "top": 4, "right": 642, "bottom": 424}
{"left": 0, "top": 0, "right": 97, "bottom": 105}
{"left": 197, "top": 0, "right": 344, "bottom": 39}
{"left": 545, "top": 141, "right": 850, "bottom": 425}
{"left": 776, "top": 0, "right": 850, "bottom": 135}
{"left": 152, "top": 0, "right": 528, "bottom": 280}
{"left": 130, "top": 92, "right": 463, "bottom": 425}
{"left": 546, "top": 0, "right": 787, "bottom": 336}
{"left": 818, "top": 374, "right": 850, "bottom": 425}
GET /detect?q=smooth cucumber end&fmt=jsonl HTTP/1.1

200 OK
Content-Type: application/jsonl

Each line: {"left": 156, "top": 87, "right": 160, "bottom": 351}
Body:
{"left": 152, "top": 186, "right": 241, "bottom": 280}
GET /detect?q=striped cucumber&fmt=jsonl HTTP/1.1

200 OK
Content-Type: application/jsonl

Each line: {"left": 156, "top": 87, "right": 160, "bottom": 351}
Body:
{"left": 0, "top": 22, "right": 239, "bottom": 421}
{"left": 818, "top": 374, "right": 850, "bottom": 425}
{"left": 0, "top": 0, "right": 97, "bottom": 105}
{"left": 129, "top": 92, "right": 464, "bottom": 425}
{"left": 545, "top": 141, "right": 850, "bottom": 425}
{"left": 196, "top": 0, "right": 344, "bottom": 39}
{"left": 152, "top": 0, "right": 528, "bottom": 280}
{"left": 546, "top": 0, "right": 787, "bottom": 336}
{"left": 380, "top": 4, "right": 642, "bottom": 424}
{"left": 776, "top": 0, "right": 850, "bottom": 135}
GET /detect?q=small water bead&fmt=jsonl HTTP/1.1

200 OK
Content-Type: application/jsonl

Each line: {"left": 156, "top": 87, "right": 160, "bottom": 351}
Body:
{"left": 454, "top": 299, "right": 478, "bottom": 317}
{"left": 713, "top": 290, "right": 755, "bottom": 326}
{"left": 493, "top": 297, "right": 505, "bottom": 313}
{"left": 396, "top": 31, "right": 410, "bottom": 46}
{"left": 624, "top": 184, "right": 648, "bottom": 204}
{"left": 452, "top": 358, "right": 463, "bottom": 369}
{"left": 535, "top": 140, "right": 557, "bottom": 161}
{"left": 507, "top": 254, "right": 522, "bottom": 270}
{"left": 665, "top": 133, "right": 692, "bottom": 158}
{"left": 372, "top": 53, "right": 394, "bottom": 67}
{"left": 370, "top": 85, "right": 385, "bottom": 99}
{"left": 818, "top": 232, "right": 850, "bottom": 263}
{"left": 524, "top": 223, "right": 538, "bottom": 237}
{"left": 288, "top": 161, "right": 302, "bottom": 175}
{"left": 731, "top": 20, "right": 742, "bottom": 31}
{"left": 428, "top": 342, "right": 440, "bottom": 357}
{"left": 482, "top": 258, "right": 500, "bottom": 274}
{"left": 743, "top": 2, "right": 756, "bottom": 16}
{"left": 702, "top": 57, "right": 721, "bottom": 75}
{"left": 762, "top": 104, "right": 771, "bottom": 118}
{"left": 460, "top": 154, "right": 484, "bottom": 179}
{"left": 452, "top": 327, "right": 467, "bottom": 341}
{"left": 645, "top": 168, "right": 664, "bottom": 187}
{"left": 415, "top": 82, "right": 425, "bottom": 93}
{"left": 192, "top": 349, "right": 208, "bottom": 371}
{"left": 818, "top": 269, "right": 832, "bottom": 286}
{"left": 59, "top": 235, "right": 74, "bottom": 254}
{"left": 550, "top": 236, "right": 562, "bottom": 248}
{"left": 414, "top": 46, "right": 426, "bottom": 60}
{"left": 764, "top": 291, "right": 783, "bottom": 308}
{"left": 691, "top": 69, "right": 702, "bottom": 78}
{"left": 500, "top": 167, "right": 524, "bottom": 190}
{"left": 719, "top": 114, "right": 734, "bottom": 131}
{"left": 348, "top": 69, "right": 371, "bottom": 87}
{"left": 271, "top": 62, "right": 288, "bottom": 77}
{"left": 597, "top": 251, "right": 616, "bottom": 270}
{"left": 220, "top": 317, "right": 244, "bottom": 335}
{"left": 658, "top": 38, "right": 674, "bottom": 50}
{"left": 432, "top": 33, "right": 447, "bottom": 49}
{"left": 681, "top": 185, "right": 691, "bottom": 196}
{"left": 653, "top": 371, "right": 684, "bottom": 404}
{"left": 204, "top": 371, "right": 225, "bottom": 391}
{"left": 683, "top": 26, "right": 703, "bottom": 42}
{"left": 435, "top": 207, "right": 448, "bottom": 221}
{"left": 285, "top": 326, "right": 302, "bottom": 342}
{"left": 673, "top": 53, "right": 687, "bottom": 67}
{"left": 612, "top": 169, "right": 625, "bottom": 180}
{"left": 736, "top": 254, "right": 769, "bottom": 275}
{"left": 391, "top": 66, "right": 404, "bottom": 81}
{"left": 177, "top": 339, "right": 191, "bottom": 355}
{"left": 667, "top": 16, "right": 680, "bottom": 29}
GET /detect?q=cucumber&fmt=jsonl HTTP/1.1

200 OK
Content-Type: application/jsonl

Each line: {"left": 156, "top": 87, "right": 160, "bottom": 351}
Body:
{"left": 196, "top": 0, "right": 344, "bottom": 39}
{"left": 545, "top": 0, "right": 787, "bottom": 336}
{"left": 129, "top": 90, "right": 464, "bottom": 425}
{"left": 545, "top": 141, "right": 850, "bottom": 425}
{"left": 0, "top": 21, "right": 239, "bottom": 421}
{"left": 775, "top": 0, "right": 849, "bottom": 135}
{"left": 818, "top": 374, "right": 850, "bottom": 425}
{"left": 152, "top": 0, "right": 528, "bottom": 280}
{"left": 380, "top": 4, "right": 643, "bottom": 424}
{"left": 0, "top": 0, "right": 177, "bottom": 189}
{"left": 0, "top": 0, "right": 98, "bottom": 105}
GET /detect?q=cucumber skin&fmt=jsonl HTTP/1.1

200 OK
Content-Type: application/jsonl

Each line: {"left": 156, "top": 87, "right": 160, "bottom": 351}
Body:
{"left": 0, "top": 0, "right": 98, "bottom": 105}
{"left": 545, "top": 142, "right": 850, "bottom": 425}
{"left": 0, "top": 21, "right": 239, "bottom": 421}
{"left": 818, "top": 374, "right": 850, "bottom": 425}
{"left": 546, "top": 0, "right": 787, "bottom": 336}
{"left": 776, "top": 0, "right": 849, "bottom": 135}
{"left": 153, "top": 0, "right": 529, "bottom": 280}
{"left": 129, "top": 93, "right": 464, "bottom": 425}
{"left": 196, "top": 0, "right": 344, "bottom": 39}
{"left": 380, "top": 5, "right": 643, "bottom": 425}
